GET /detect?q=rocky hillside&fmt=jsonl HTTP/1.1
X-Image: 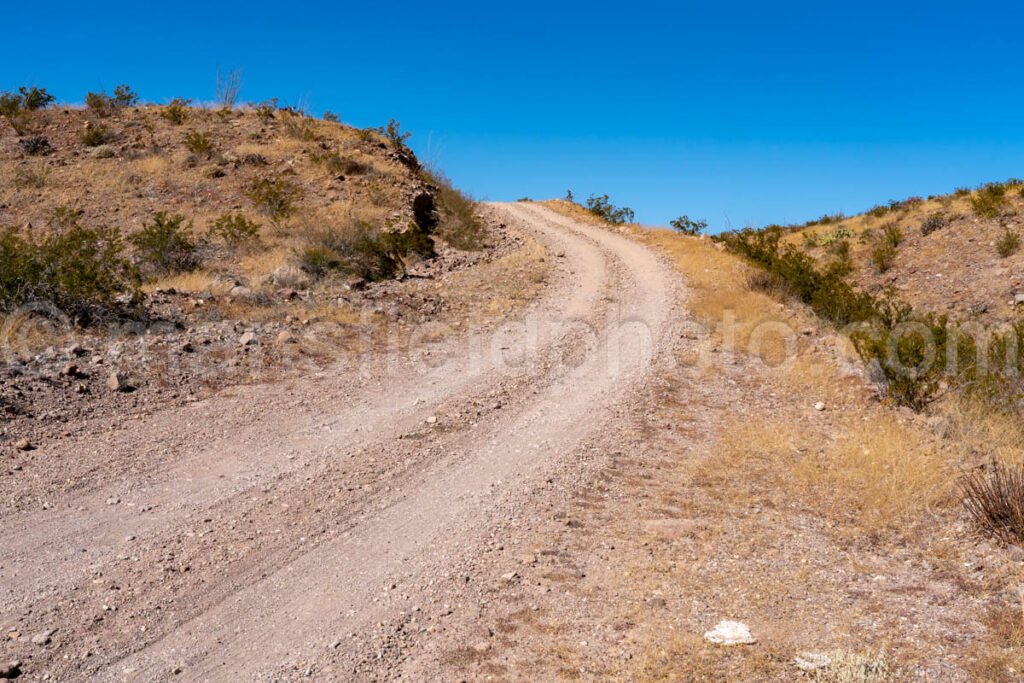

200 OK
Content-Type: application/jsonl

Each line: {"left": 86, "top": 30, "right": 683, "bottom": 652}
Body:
{"left": 0, "top": 87, "right": 532, "bottom": 453}
{"left": 789, "top": 183, "right": 1024, "bottom": 323}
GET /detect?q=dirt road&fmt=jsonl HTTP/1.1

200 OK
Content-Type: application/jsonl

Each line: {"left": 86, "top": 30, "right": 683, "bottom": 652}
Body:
{"left": 0, "top": 204, "right": 685, "bottom": 681}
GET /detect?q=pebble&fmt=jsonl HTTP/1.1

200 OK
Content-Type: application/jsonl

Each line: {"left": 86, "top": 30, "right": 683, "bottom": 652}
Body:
{"left": 814, "top": 401, "right": 826, "bottom": 411}
{"left": 13, "top": 439, "right": 33, "bottom": 451}
{"left": 239, "top": 331, "right": 257, "bottom": 346}
{"left": 30, "top": 629, "right": 53, "bottom": 645}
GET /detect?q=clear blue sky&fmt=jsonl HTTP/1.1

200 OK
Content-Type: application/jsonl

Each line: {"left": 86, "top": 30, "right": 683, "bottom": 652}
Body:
{"left": 4, "top": 1, "right": 1022, "bottom": 229}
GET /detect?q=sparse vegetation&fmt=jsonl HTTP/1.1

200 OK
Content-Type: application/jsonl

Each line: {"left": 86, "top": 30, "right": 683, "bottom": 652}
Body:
{"left": 14, "top": 163, "right": 49, "bottom": 189}
{"left": 971, "top": 182, "right": 1010, "bottom": 218}
{"left": 871, "top": 240, "right": 897, "bottom": 273}
{"left": 0, "top": 223, "right": 138, "bottom": 318}
{"left": 79, "top": 123, "right": 114, "bottom": 147}
{"left": 670, "top": 215, "right": 708, "bottom": 235}
{"left": 184, "top": 130, "right": 214, "bottom": 157}
{"left": 298, "top": 218, "right": 434, "bottom": 282}
{"left": 0, "top": 86, "right": 55, "bottom": 134}
{"left": 383, "top": 118, "right": 411, "bottom": 149}
{"left": 282, "top": 112, "right": 317, "bottom": 141}
{"left": 160, "top": 98, "right": 191, "bottom": 125}
{"left": 585, "top": 194, "right": 635, "bottom": 224}
{"left": 253, "top": 98, "right": 277, "bottom": 121}
{"left": 209, "top": 213, "right": 261, "bottom": 249}
{"left": 322, "top": 111, "right": 340, "bottom": 123}
{"left": 129, "top": 212, "right": 199, "bottom": 276}
{"left": 310, "top": 150, "right": 371, "bottom": 176}
{"left": 85, "top": 84, "right": 139, "bottom": 116}
{"left": 245, "top": 177, "right": 303, "bottom": 225}
{"left": 996, "top": 228, "right": 1020, "bottom": 258}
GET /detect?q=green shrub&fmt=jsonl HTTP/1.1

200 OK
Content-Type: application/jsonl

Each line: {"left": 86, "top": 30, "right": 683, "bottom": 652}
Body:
{"left": 129, "top": 212, "right": 199, "bottom": 275}
{"left": 298, "top": 219, "right": 434, "bottom": 281}
{"left": 112, "top": 84, "right": 139, "bottom": 108}
{"left": 210, "top": 213, "right": 261, "bottom": 248}
{"left": 971, "top": 183, "right": 1009, "bottom": 218}
{"left": 160, "top": 98, "right": 191, "bottom": 125}
{"left": 585, "top": 194, "right": 635, "bottom": 224}
{"left": 79, "top": 123, "right": 114, "bottom": 147}
{"left": 0, "top": 87, "right": 54, "bottom": 134}
{"left": 184, "top": 130, "right": 214, "bottom": 157}
{"left": 882, "top": 222, "right": 903, "bottom": 247}
{"left": 244, "top": 177, "right": 303, "bottom": 225}
{"left": 996, "top": 228, "right": 1021, "bottom": 258}
{"left": 819, "top": 226, "right": 852, "bottom": 246}
{"left": 670, "top": 215, "right": 708, "bottom": 235}
{"left": 0, "top": 224, "right": 138, "bottom": 318}
{"left": 871, "top": 241, "right": 897, "bottom": 273}
{"left": 322, "top": 111, "right": 340, "bottom": 123}
{"left": 802, "top": 233, "right": 819, "bottom": 249}
{"left": 866, "top": 204, "right": 891, "bottom": 218}
{"left": 383, "top": 118, "right": 411, "bottom": 149}
{"left": 18, "top": 86, "right": 55, "bottom": 111}
{"left": 953, "top": 187, "right": 971, "bottom": 197}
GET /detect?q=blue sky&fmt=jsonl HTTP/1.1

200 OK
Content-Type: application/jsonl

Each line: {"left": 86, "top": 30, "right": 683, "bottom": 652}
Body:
{"left": 4, "top": 1, "right": 1022, "bottom": 228}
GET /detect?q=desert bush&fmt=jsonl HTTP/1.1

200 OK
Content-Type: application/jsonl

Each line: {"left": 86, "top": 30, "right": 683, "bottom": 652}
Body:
{"left": 18, "top": 135, "right": 51, "bottom": 156}
{"left": 282, "top": 112, "right": 317, "bottom": 141}
{"left": 586, "top": 194, "right": 635, "bottom": 224}
{"left": 85, "top": 91, "right": 113, "bottom": 117}
{"left": 971, "top": 183, "right": 1009, "bottom": 218}
{"left": 209, "top": 213, "right": 261, "bottom": 248}
{"left": 0, "top": 224, "right": 138, "bottom": 318}
{"left": 960, "top": 463, "right": 1024, "bottom": 544}
{"left": 252, "top": 98, "right": 277, "bottom": 121}
{"left": 245, "top": 177, "right": 303, "bottom": 225}
{"left": 866, "top": 204, "right": 891, "bottom": 218}
{"left": 996, "top": 228, "right": 1021, "bottom": 258}
{"left": 322, "top": 111, "right": 340, "bottom": 123}
{"left": 79, "top": 123, "right": 114, "bottom": 147}
{"left": 670, "top": 215, "right": 708, "bottom": 235}
{"left": 298, "top": 219, "right": 434, "bottom": 282}
{"left": 802, "top": 232, "right": 819, "bottom": 248}
{"left": 382, "top": 118, "right": 411, "bottom": 149}
{"left": 129, "top": 212, "right": 199, "bottom": 275}
{"left": 921, "top": 214, "right": 945, "bottom": 236}
{"left": 0, "top": 86, "right": 54, "bottom": 134}
{"left": 160, "top": 98, "right": 191, "bottom": 125}
{"left": 431, "top": 172, "right": 486, "bottom": 249}
{"left": 184, "top": 130, "right": 214, "bottom": 157}
{"left": 808, "top": 211, "right": 845, "bottom": 226}
{"left": 871, "top": 241, "right": 897, "bottom": 273}
{"left": 112, "top": 84, "right": 138, "bottom": 108}
{"left": 882, "top": 222, "right": 902, "bottom": 247}
{"left": 953, "top": 186, "right": 971, "bottom": 197}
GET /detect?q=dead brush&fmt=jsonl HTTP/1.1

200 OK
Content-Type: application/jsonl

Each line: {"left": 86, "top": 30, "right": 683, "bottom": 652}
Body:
{"left": 960, "top": 462, "right": 1024, "bottom": 544}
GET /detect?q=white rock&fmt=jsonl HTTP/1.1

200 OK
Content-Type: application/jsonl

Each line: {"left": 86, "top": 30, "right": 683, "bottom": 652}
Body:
{"left": 814, "top": 401, "right": 826, "bottom": 411}
{"left": 239, "top": 331, "right": 257, "bottom": 346}
{"left": 703, "top": 621, "right": 756, "bottom": 646}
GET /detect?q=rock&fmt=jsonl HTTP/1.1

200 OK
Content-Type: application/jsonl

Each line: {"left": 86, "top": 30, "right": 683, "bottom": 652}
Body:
{"left": 30, "top": 629, "right": 53, "bottom": 645}
{"left": 500, "top": 571, "right": 518, "bottom": 582}
{"left": 67, "top": 343, "right": 87, "bottom": 357}
{"left": 0, "top": 661, "right": 21, "bottom": 679}
{"left": 814, "top": 401, "right": 826, "bottom": 412}
{"left": 276, "top": 331, "right": 296, "bottom": 345}
{"left": 276, "top": 288, "right": 299, "bottom": 301}
{"left": 60, "top": 363, "right": 81, "bottom": 378}
{"left": 1014, "top": 293, "right": 1024, "bottom": 306}
{"left": 471, "top": 641, "right": 491, "bottom": 654}
{"left": 345, "top": 277, "right": 368, "bottom": 291}
{"left": 425, "top": 416, "right": 438, "bottom": 425}
{"left": 517, "top": 553, "right": 538, "bottom": 565}
{"left": 229, "top": 285, "right": 251, "bottom": 298}
{"left": 239, "top": 332, "right": 257, "bottom": 346}
{"left": 13, "top": 439, "right": 33, "bottom": 451}
{"left": 1007, "top": 545, "right": 1024, "bottom": 562}
{"left": 107, "top": 372, "right": 130, "bottom": 392}
{"left": 795, "top": 652, "right": 832, "bottom": 671}
{"left": 180, "top": 341, "right": 195, "bottom": 353}
{"left": 703, "top": 621, "right": 756, "bottom": 646}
